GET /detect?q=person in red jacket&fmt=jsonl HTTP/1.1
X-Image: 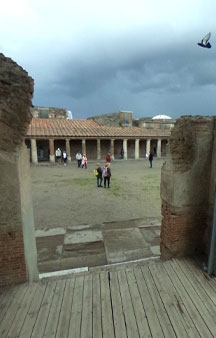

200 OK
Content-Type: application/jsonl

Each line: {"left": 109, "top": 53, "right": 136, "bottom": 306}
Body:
{"left": 106, "top": 152, "right": 111, "bottom": 163}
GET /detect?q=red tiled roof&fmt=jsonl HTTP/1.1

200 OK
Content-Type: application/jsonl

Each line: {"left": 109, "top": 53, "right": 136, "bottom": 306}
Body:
{"left": 27, "top": 118, "right": 170, "bottom": 138}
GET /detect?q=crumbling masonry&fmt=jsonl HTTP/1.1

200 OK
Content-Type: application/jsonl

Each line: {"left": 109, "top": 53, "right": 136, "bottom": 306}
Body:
{"left": 160, "top": 116, "right": 216, "bottom": 259}
{"left": 0, "top": 54, "right": 38, "bottom": 286}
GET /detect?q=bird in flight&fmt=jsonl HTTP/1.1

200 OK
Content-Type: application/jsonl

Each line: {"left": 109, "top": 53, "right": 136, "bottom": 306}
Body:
{"left": 198, "top": 32, "right": 211, "bottom": 48}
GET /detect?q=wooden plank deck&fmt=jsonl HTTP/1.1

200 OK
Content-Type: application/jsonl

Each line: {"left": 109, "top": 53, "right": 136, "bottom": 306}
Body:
{"left": 1, "top": 258, "right": 216, "bottom": 338}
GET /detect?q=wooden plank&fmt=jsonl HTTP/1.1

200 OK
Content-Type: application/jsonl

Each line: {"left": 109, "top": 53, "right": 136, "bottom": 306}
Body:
{"left": 117, "top": 269, "right": 140, "bottom": 338}
{"left": 92, "top": 273, "right": 102, "bottom": 338}
{"left": 0, "top": 286, "right": 18, "bottom": 324}
{"left": 31, "top": 281, "right": 57, "bottom": 338}
{"left": 19, "top": 282, "right": 47, "bottom": 338}
{"left": 55, "top": 278, "right": 76, "bottom": 338}
{"left": 0, "top": 284, "right": 28, "bottom": 338}
{"left": 80, "top": 274, "right": 93, "bottom": 338}
{"left": 43, "top": 279, "right": 66, "bottom": 338}
{"left": 141, "top": 264, "right": 176, "bottom": 338}
{"left": 191, "top": 257, "right": 216, "bottom": 293}
{"left": 183, "top": 258, "right": 216, "bottom": 303}
{"left": 6, "top": 283, "right": 38, "bottom": 338}
{"left": 100, "top": 271, "right": 115, "bottom": 338}
{"left": 109, "top": 271, "right": 127, "bottom": 338}
{"left": 163, "top": 260, "right": 213, "bottom": 338}
{"left": 126, "top": 268, "right": 152, "bottom": 338}
{"left": 134, "top": 267, "right": 164, "bottom": 338}
{"left": 0, "top": 287, "right": 9, "bottom": 306}
{"left": 159, "top": 261, "right": 203, "bottom": 338}
{"left": 149, "top": 261, "right": 195, "bottom": 338}
{"left": 171, "top": 259, "right": 216, "bottom": 336}
{"left": 68, "top": 276, "right": 84, "bottom": 338}
{"left": 175, "top": 259, "right": 216, "bottom": 316}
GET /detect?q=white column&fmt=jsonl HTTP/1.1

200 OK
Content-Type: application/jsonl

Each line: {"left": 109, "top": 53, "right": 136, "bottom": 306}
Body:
{"left": 66, "top": 139, "right": 71, "bottom": 162}
{"left": 31, "top": 139, "right": 38, "bottom": 164}
{"left": 49, "top": 139, "right": 55, "bottom": 163}
{"left": 123, "top": 139, "right": 128, "bottom": 160}
{"left": 97, "top": 139, "right": 101, "bottom": 160}
{"left": 135, "top": 139, "right": 140, "bottom": 159}
{"left": 146, "top": 139, "right": 151, "bottom": 157}
{"left": 110, "top": 139, "right": 115, "bottom": 160}
{"left": 157, "top": 139, "right": 162, "bottom": 158}
{"left": 82, "top": 139, "right": 86, "bottom": 155}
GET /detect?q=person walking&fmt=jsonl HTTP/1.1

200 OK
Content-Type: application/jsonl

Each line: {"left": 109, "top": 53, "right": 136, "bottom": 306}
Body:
{"left": 103, "top": 163, "right": 111, "bottom": 188}
{"left": 106, "top": 152, "right": 111, "bottom": 164}
{"left": 149, "top": 151, "right": 153, "bottom": 168}
{"left": 55, "top": 148, "right": 62, "bottom": 163}
{"left": 62, "top": 150, "right": 67, "bottom": 165}
{"left": 81, "top": 154, "right": 87, "bottom": 169}
{"left": 76, "top": 151, "right": 82, "bottom": 168}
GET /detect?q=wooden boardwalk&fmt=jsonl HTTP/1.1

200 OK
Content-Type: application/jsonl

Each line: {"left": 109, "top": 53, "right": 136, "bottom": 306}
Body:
{"left": 1, "top": 258, "right": 216, "bottom": 338}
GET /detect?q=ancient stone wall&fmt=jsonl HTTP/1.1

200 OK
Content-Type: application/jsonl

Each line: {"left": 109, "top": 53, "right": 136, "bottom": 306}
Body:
{"left": 88, "top": 112, "right": 121, "bottom": 127}
{"left": 160, "top": 116, "right": 216, "bottom": 259}
{"left": 31, "top": 106, "right": 67, "bottom": 119}
{"left": 0, "top": 54, "right": 38, "bottom": 286}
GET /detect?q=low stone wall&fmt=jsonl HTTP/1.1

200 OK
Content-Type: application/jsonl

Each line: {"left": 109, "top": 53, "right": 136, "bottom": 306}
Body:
{"left": 160, "top": 116, "right": 215, "bottom": 259}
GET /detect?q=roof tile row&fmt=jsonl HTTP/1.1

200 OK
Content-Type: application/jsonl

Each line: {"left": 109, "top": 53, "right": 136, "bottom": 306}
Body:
{"left": 27, "top": 118, "right": 170, "bottom": 138}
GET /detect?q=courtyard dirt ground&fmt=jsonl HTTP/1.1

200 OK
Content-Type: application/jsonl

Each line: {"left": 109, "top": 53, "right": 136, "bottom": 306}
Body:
{"left": 31, "top": 159, "right": 164, "bottom": 272}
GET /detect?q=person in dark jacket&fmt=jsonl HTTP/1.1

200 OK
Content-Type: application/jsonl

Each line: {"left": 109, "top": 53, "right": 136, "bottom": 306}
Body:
{"left": 96, "top": 163, "right": 103, "bottom": 187}
{"left": 149, "top": 151, "right": 153, "bottom": 168}
{"left": 103, "top": 163, "right": 111, "bottom": 188}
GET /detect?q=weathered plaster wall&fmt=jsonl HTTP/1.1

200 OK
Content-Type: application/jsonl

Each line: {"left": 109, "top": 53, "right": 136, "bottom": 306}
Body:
{"left": 0, "top": 54, "right": 38, "bottom": 286}
{"left": 160, "top": 116, "right": 215, "bottom": 259}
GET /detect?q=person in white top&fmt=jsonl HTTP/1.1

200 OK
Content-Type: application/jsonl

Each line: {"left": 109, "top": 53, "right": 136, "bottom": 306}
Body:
{"left": 62, "top": 151, "right": 67, "bottom": 166}
{"left": 55, "top": 148, "right": 62, "bottom": 163}
{"left": 76, "top": 152, "right": 82, "bottom": 168}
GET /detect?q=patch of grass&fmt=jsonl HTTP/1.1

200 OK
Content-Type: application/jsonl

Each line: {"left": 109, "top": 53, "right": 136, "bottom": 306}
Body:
{"left": 108, "top": 178, "right": 127, "bottom": 199}
{"left": 73, "top": 177, "right": 95, "bottom": 187}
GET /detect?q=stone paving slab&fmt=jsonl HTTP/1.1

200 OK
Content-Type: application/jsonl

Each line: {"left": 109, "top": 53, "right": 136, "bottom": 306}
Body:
{"left": 36, "top": 235, "right": 64, "bottom": 262}
{"left": 36, "top": 218, "right": 161, "bottom": 272}
{"left": 102, "top": 228, "right": 147, "bottom": 264}
{"left": 64, "top": 229, "right": 103, "bottom": 245}
{"left": 150, "top": 245, "right": 160, "bottom": 256}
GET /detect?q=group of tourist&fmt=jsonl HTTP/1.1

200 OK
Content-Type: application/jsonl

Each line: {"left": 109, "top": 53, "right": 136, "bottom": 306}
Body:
{"left": 94, "top": 152, "right": 112, "bottom": 188}
{"left": 55, "top": 147, "right": 153, "bottom": 190}
{"left": 55, "top": 148, "right": 68, "bottom": 166}
{"left": 75, "top": 152, "right": 87, "bottom": 168}
{"left": 55, "top": 148, "right": 88, "bottom": 168}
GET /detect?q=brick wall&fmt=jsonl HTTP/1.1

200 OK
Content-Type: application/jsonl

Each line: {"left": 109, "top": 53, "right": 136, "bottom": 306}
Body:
{"left": 160, "top": 116, "right": 215, "bottom": 259}
{"left": 160, "top": 201, "right": 206, "bottom": 259}
{"left": 0, "top": 228, "right": 26, "bottom": 286}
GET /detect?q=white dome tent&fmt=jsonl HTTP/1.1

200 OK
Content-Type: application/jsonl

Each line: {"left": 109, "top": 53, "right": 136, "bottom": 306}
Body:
{"left": 152, "top": 115, "right": 172, "bottom": 120}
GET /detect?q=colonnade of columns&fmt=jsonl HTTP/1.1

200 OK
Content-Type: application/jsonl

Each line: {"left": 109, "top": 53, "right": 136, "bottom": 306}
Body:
{"left": 29, "top": 138, "right": 164, "bottom": 163}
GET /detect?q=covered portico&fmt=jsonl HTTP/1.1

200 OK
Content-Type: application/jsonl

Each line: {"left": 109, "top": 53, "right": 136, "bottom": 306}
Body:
{"left": 26, "top": 118, "right": 170, "bottom": 163}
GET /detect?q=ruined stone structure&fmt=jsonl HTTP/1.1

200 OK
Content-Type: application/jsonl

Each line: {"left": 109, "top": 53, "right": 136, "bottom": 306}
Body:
{"left": 31, "top": 106, "right": 67, "bottom": 119}
{"left": 26, "top": 118, "right": 169, "bottom": 163}
{"left": 0, "top": 54, "right": 38, "bottom": 286}
{"left": 26, "top": 110, "right": 172, "bottom": 163}
{"left": 160, "top": 116, "right": 216, "bottom": 259}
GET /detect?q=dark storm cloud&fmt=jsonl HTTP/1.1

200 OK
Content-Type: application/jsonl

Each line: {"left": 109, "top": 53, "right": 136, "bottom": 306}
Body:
{"left": 51, "top": 38, "right": 216, "bottom": 104}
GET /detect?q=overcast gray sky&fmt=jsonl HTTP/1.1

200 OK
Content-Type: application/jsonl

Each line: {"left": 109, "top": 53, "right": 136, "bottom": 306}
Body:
{"left": 1, "top": 0, "right": 216, "bottom": 119}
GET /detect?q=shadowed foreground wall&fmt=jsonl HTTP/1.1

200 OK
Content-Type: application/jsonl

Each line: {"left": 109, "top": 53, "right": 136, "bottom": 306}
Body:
{"left": 0, "top": 54, "right": 38, "bottom": 286}
{"left": 160, "top": 116, "right": 216, "bottom": 259}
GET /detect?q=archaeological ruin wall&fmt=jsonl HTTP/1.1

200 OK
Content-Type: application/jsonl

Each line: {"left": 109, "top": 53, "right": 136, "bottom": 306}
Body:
{"left": 0, "top": 54, "right": 38, "bottom": 286}
{"left": 160, "top": 116, "right": 216, "bottom": 259}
